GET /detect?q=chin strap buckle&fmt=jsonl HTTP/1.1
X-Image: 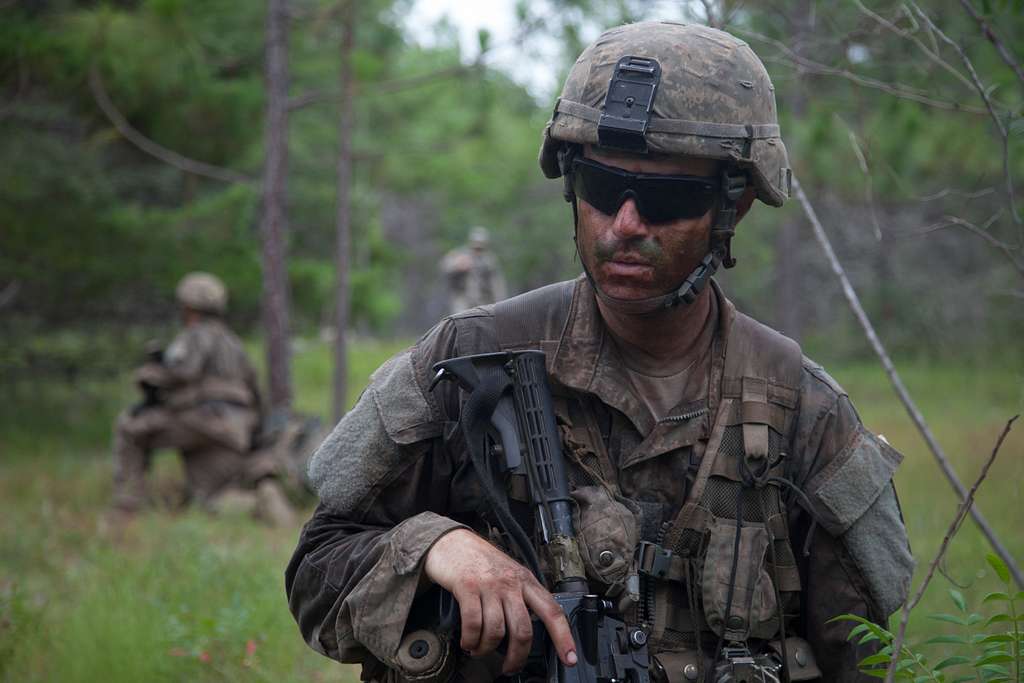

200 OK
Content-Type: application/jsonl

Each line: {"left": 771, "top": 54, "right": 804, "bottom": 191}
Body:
{"left": 668, "top": 251, "right": 719, "bottom": 308}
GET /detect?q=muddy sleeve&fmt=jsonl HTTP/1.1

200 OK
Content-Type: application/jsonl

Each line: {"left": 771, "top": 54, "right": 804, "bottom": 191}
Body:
{"left": 790, "top": 360, "right": 914, "bottom": 682}
{"left": 285, "top": 322, "right": 468, "bottom": 666}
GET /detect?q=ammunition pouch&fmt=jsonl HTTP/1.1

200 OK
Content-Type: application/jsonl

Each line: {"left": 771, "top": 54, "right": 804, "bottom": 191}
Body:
{"left": 571, "top": 485, "right": 641, "bottom": 589}
{"left": 702, "top": 519, "right": 778, "bottom": 642}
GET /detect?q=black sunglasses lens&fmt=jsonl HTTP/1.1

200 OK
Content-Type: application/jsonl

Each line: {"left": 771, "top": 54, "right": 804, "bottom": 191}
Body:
{"left": 572, "top": 163, "right": 626, "bottom": 216}
{"left": 572, "top": 160, "right": 717, "bottom": 223}
{"left": 635, "top": 176, "right": 716, "bottom": 222}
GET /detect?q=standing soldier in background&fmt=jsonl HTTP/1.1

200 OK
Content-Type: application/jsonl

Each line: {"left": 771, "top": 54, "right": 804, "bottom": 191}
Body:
{"left": 111, "top": 272, "right": 294, "bottom": 526}
{"left": 441, "top": 226, "right": 508, "bottom": 313}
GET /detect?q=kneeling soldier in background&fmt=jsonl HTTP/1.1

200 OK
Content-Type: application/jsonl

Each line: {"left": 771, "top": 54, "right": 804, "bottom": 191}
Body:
{"left": 111, "top": 271, "right": 294, "bottom": 526}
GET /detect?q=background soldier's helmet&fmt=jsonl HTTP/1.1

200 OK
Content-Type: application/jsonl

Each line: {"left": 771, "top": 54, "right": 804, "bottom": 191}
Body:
{"left": 468, "top": 226, "right": 490, "bottom": 246}
{"left": 539, "top": 21, "right": 792, "bottom": 207}
{"left": 176, "top": 272, "right": 228, "bottom": 315}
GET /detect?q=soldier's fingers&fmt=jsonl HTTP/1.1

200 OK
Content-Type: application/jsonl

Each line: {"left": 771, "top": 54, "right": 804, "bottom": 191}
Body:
{"left": 500, "top": 595, "right": 534, "bottom": 674}
{"left": 522, "top": 582, "right": 577, "bottom": 667}
{"left": 455, "top": 590, "right": 483, "bottom": 653}
{"left": 473, "top": 593, "right": 507, "bottom": 655}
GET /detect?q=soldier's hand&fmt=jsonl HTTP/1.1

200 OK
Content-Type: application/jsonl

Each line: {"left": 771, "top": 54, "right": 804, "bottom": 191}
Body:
{"left": 423, "top": 528, "right": 577, "bottom": 674}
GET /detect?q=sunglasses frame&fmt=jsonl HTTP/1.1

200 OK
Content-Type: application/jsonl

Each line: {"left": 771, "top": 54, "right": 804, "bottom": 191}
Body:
{"left": 569, "top": 156, "right": 720, "bottom": 224}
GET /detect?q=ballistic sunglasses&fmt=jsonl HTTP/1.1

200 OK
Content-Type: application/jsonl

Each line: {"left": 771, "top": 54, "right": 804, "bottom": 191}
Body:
{"left": 570, "top": 156, "right": 719, "bottom": 223}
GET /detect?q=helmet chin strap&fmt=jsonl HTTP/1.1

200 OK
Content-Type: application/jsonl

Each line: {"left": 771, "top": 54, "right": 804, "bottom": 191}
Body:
{"left": 567, "top": 163, "right": 747, "bottom": 317}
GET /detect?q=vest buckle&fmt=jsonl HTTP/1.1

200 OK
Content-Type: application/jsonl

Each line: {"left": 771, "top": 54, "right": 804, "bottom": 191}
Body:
{"left": 635, "top": 541, "right": 673, "bottom": 579}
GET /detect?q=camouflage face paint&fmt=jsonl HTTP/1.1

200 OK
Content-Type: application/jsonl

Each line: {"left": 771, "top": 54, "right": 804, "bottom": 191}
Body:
{"left": 594, "top": 235, "right": 668, "bottom": 266}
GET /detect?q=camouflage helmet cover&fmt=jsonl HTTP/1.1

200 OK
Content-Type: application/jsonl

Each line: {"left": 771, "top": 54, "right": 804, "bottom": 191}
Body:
{"left": 176, "top": 272, "right": 228, "bottom": 314}
{"left": 539, "top": 21, "right": 791, "bottom": 207}
{"left": 468, "top": 226, "right": 491, "bottom": 245}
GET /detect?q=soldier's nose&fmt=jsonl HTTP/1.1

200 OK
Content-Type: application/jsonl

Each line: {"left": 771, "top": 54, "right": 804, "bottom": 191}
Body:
{"left": 611, "top": 197, "right": 650, "bottom": 239}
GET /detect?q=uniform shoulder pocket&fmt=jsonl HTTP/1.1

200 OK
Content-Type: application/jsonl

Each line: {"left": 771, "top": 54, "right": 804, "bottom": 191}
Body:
{"left": 308, "top": 351, "right": 440, "bottom": 514}
{"left": 806, "top": 427, "right": 913, "bottom": 618}
{"left": 371, "top": 351, "right": 442, "bottom": 444}
{"left": 807, "top": 427, "right": 902, "bottom": 536}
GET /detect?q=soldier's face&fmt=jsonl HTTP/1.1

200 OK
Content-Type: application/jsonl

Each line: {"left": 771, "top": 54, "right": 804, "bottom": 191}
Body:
{"left": 576, "top": 146, "right": 720, "bottom": 301}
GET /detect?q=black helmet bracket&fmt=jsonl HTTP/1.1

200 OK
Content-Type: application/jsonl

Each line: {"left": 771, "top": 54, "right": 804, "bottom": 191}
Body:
{"left": 712, "top": 169, "right": 746, "bottom": 270}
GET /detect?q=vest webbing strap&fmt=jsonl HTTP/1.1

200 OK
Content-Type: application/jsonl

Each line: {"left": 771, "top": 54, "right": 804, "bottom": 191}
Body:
{"left": 664, "top": 313, "right": 802, "bottom": 540}
{"left": 492, "top": 280, "right": 575, "bottom": 351}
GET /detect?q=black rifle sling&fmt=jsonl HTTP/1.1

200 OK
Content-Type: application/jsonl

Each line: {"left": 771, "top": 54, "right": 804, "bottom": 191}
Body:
{"left": 458, "top": 362, "right": 544, "bottom": 580}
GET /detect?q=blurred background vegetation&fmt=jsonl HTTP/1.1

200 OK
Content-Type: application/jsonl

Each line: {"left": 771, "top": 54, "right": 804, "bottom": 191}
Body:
{"left": 3, "top": 0, "right": 1022, "bottom": 364}
{"left": 1, "top": 0, "right": 1023, "bottom": 681}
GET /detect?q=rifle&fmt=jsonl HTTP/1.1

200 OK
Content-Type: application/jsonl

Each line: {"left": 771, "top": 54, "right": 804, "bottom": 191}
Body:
{"left": 404, "top": 350, "right": 650, "bottom": 683}
{"left": 129, "top": 341, "right": 168, "bottom": 416}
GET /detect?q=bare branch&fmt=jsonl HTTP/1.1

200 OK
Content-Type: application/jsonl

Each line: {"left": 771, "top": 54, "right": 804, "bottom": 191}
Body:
{"left": 959, "top": 0, "right": 1024, "bottom": 89}
{"left": 912, "top": 211, "right": 1003, "bottom": 239}
{"left": 939, "top": 215, "right": 1024, "bottom": 278}
{"left": 698, "top": 0, "right": 720, "bottom": 27}
{"left": 289, "top": 64, "right": 475, "bottom": 110}
{"left": 88, "top": 65, "right": 254, "bottom": 185}
{"left": 793, "top": 175, "right": 1024, "bottom": 589}
{"left": 722, "top": 0, "right": 748, "bottom": 29}
{"left": 289, "top": 11, "right": 546, "bottom": 112}
{"left": 878, "top": 161, "right": 997, "bottom": 203}
{"left": 836, "top": 114, "right": 882, "bottom": 240}
{"left": 911, "top": 3, "right": 1004, "bottom": 137}
{"left": 287, "top": 89, "right": 333, "bottom": 111}
{"left": 853, "top": 0, "right": 979, "bottom": 94}
{"left": 738, "top": 29, "right": 988, "bottom": 114}
{"left": 884, "top": 416, "right": 1019, "bottom": 683}
{"left": 909, "top": 2, "right": 1022, "bottom": 228}
{"left": 914, "top": 186, "right": 995, "bottom": 202}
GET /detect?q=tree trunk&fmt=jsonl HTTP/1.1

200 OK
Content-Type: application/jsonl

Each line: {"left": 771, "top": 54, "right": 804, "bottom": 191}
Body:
{"left": 332, "top": 0, "right": 356, "bottom": 423}
{"left": 260, "top": 0, "right": 292, "bottom": 413}
{"left": 773, "top": 0, "right": 812, "bottom": 342}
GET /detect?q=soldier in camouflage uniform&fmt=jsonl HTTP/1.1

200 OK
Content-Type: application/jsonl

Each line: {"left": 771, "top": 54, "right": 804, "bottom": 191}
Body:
{"left": 442, "top": 227, "right": 508, "bottom": 314}
{"left": 111, "top": 272, "right": 293, "bottom": 525}
{"left": 287, "top": 23, "right": 913, "bottom": 683}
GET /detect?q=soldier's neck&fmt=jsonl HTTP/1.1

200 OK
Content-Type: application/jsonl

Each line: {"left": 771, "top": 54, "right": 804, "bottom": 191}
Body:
{"left": 598, "top": 287, "right": 713, "bottom": 374}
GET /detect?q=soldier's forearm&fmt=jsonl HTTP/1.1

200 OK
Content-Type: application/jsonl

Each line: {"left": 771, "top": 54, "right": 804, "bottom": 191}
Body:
{"left": 285, "top": 507, "right": 467, "bottom": 664}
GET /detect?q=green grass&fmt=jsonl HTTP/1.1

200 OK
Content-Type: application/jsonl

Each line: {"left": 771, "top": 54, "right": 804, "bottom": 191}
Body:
{"left": 1, "top": 339, "right": 1022, "bottom": 681}
{"left": 828, "top": 360, "right": 1024, "bottom": 641}
{"left": 0, "top": 337, "right": 406, "bottom": 683}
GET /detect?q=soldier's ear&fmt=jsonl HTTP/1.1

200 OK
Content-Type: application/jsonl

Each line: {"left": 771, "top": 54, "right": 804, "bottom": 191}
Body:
{"left": 734, "top": 186, "right": 757, "bottom": 224}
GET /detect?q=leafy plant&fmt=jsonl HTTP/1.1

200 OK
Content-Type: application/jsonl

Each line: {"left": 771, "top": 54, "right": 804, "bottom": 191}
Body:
{"left": 831, "top": 554, "right": 1023, "bottom": 681}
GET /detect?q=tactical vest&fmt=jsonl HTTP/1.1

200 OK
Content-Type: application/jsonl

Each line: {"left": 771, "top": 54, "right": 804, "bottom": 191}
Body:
{"left": 489, "top": 280, "right": 807, "bottom": 670}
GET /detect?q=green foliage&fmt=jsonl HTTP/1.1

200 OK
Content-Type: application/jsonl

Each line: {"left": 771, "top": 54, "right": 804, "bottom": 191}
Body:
{"left": 832, "top": 554, "right": 1024, "bottom": 681}
{"left": 3, "top": 0, "right": 1024, "bottom": 370}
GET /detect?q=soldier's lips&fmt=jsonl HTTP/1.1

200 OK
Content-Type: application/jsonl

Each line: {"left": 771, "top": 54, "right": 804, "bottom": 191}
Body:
{"left": 602, "top": 259, "right": 654, "bottom": 278}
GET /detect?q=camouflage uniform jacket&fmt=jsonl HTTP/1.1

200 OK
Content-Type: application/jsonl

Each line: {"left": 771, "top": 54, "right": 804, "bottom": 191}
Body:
{"left": 136, "top": 318, "right": 262, "bottom": 453}
{"left": 286, "top": 277, "right": 913, "bottom": 682}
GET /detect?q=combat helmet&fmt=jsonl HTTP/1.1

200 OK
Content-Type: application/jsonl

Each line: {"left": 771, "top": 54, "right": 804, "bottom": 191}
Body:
{"left": 468, "top": 226, "right": 491, "bottom": 246}
{"left": 176, "top": 272, "right": 228, "bottom": 315}
{"left": 540, "top": 22, "right": 791, "bottom": 309}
